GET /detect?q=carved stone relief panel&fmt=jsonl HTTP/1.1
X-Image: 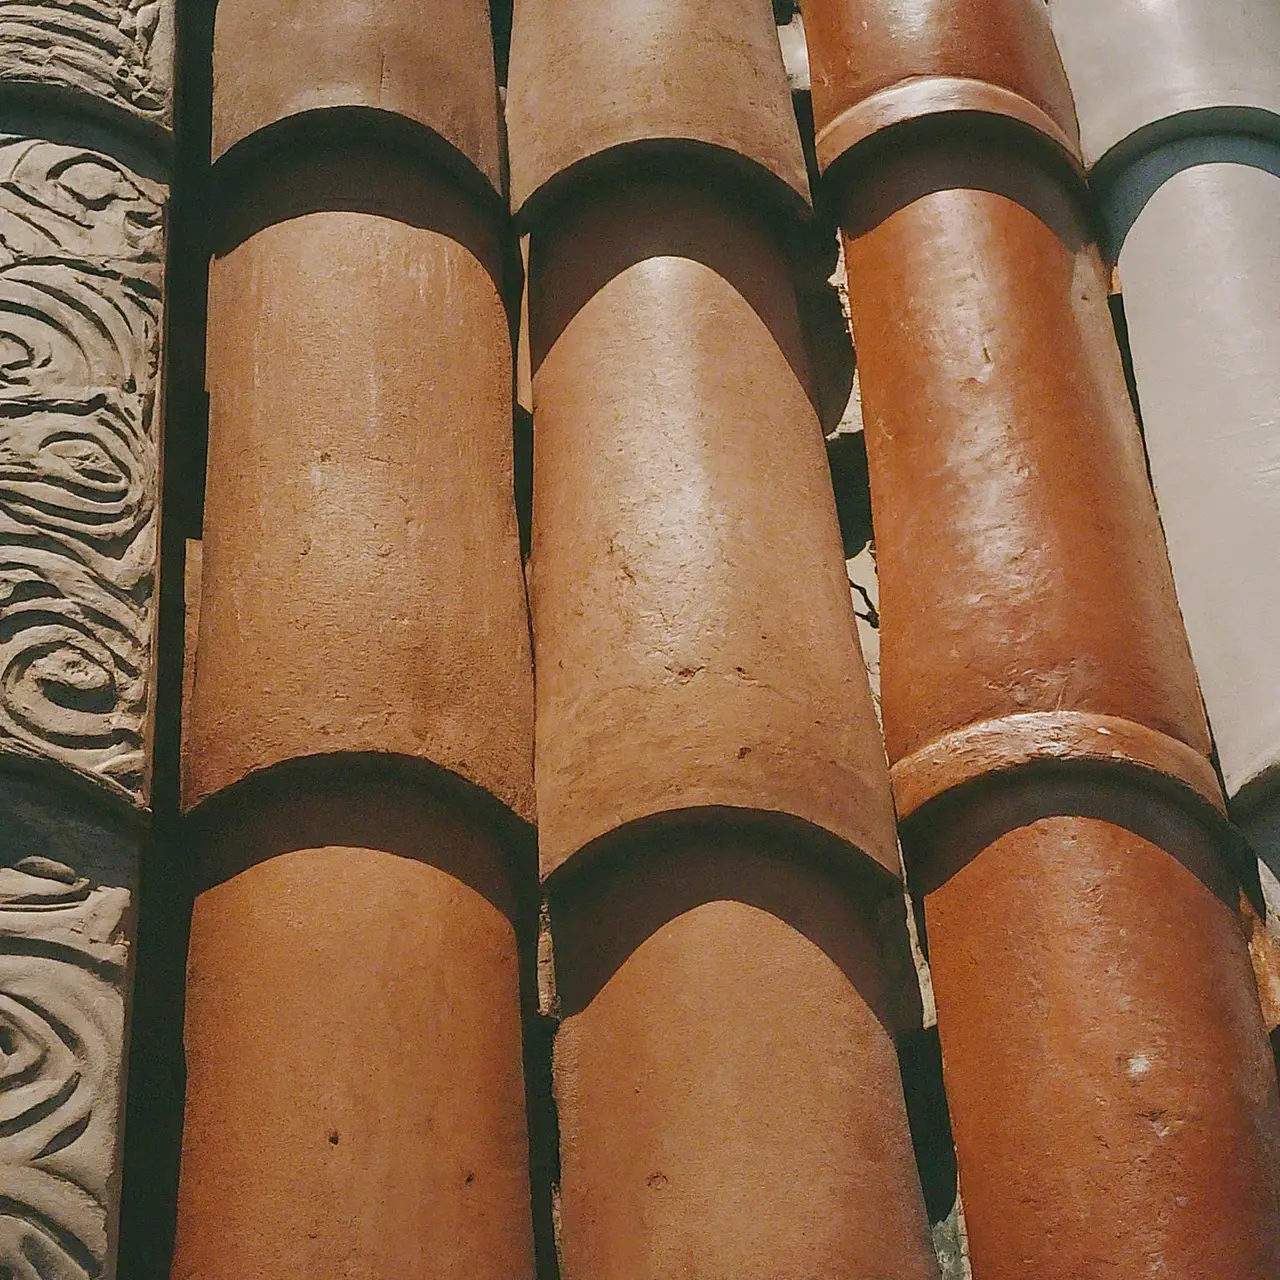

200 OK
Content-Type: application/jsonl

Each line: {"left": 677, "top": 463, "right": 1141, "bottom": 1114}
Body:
{"left": 0, "top": 135, "right": 164, "bottom": 805}
{"left": 0, "top": 1, "right": 175, "bottom": 129}
{"left": 0, "top": 775, "right": 136, "bottom": 1280}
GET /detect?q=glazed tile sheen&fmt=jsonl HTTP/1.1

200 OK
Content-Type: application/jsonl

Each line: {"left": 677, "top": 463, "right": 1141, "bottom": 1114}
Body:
{"left": 848, "top": 140, "right": 1280, "bottom": 1280}
{"left": 926, "top": 804, "right": 1280, "bottom": 1279}
{"left": 841, "top": 159, "right": 1210, "bottom": 773}
{"left": 803, "top": 0, "right": 1280, "bottom": 1274}
{"left": 803, "top": 0, "right": 1081, "bottom": 172}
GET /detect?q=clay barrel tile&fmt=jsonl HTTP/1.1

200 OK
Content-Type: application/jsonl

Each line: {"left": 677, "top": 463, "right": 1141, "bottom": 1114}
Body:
{"left": 174, "top": 7, "right": 539, "bottom": 1277}
{"left": 806, "top": 6, "right": 1280, "bottom": 1272}
{"left": 924, "top": 802, "right": 1280, "bottom": 1279}
{"left": 186, "top": 183, "right": 535, "bottom": 822}
{"left": 505, "top": 0, "right": 810, "bottom": 224}
{"left": 192, "top": 4, "right": 531, "bottom": 817}
{"left": 831, "top": 139, "right": 1213, "bottom": 816}
{"left": 1048, "top": 0, "right": 1280, "bottom": 169}
{"left": 833, "top": 154, "right": 1280, "bottom": 1280}
{"left": 212, "top": 0, "right": 503, "bottom": 195}
{"left": 802, "top": 0, "right": 1080, "bottom": 173}
{"left": 516, "top": 93, "right": 935, "bottom": 1268}
{"left": 527, "top": 179, "right": 898, "bottom": 882}
{"left": 549, "top": 835, "right": 940, "bottom": 1279}
{"left": 512, "top": 10, "right": 938, "bottom": 1271}
{"left": 1047, "top": 0, "right": 1280, "bottom": 814}
{"left": 172, "top": 785, "right": 536, "bottom": 1280}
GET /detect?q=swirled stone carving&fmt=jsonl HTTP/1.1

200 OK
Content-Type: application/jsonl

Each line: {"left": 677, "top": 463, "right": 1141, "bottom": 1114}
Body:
{"left": 0, "top": 1, "right": 174, "bottom": 129}
{"left": 0, "top": 841, "right": 130, "bottom": 1279}
{"left": 0, "top": 135, "right": 163, "bottom": 805}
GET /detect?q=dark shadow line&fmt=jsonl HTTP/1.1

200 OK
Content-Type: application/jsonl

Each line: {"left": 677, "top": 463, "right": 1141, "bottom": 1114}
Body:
{"left": 491, "top": 0, "right": 514, "bottom": 88}
{"left": 799, "top": 280, "right": 858, "bottom": 434}
{"left": 826, "top": 427, "right": 874, "bottom": 558}
{"left": 897, "top": 1022, "right": 959, "bottom": 1226}
{"left": 115, "top": 1, "right": 211, "bottom": 1271}
{"left": 787, "top": 89, "right": 861, "bottom": 437}
{"left": 1106, "top": 290, "right": 1147, "bottom": 441}
{"left": 0, "top": 935, "right": 123, "bottom": 982}
{"left": 526, "top": 171, "right": 820, "bottom": 415}
{"left": 1233, "top": 767, "right": 1280, "bottom": 907}
{"left": 901, "top": 761, "right": 1254, "bottom": 913}
{"left": 0, "top": 756, "right": 147, "bottom": 839}
{"left": 207, "top": 135, "right": 510, "bottom": 304}
{"left": 1099, "top": 126, "right": 1280, "bottom": 258}
{"left": 183, "top": 751, "right": 536, "bottom": 909}
{"left": 546, "top": 811, "right": 917, "bottom": 1037}
{"left": 827, "top": 112, "right": 1099, "bottom": 251}
{"left": 0, "top": 87, "right": 171, "bottom": 177}
{"left": 520, "top": 947, "right": 562, "bottom": 1280}
{"left": 211, "top": 104, "right": 506, "bottom": 224}
{"left": 514, "top": 136, "right": 812, "bottom": 238}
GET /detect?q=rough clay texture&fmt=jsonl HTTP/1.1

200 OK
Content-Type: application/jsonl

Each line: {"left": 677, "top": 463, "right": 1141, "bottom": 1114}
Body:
{"left": 926, "top": 811, "right": 1280, "bottom": 1278}
{"left": 0, "top": 0, "right": 175, "bottom": 129}
{"left": 211, "top": 0, "right": 502, "bottom": 192}
{"left": 1114, "top": 159, "right": 1280, "bottom": 804}
{"left": 552, "top": 836, "right": 938, "bottom": 1279}
{"left": 838, "top": 144, "right": 1211, "bottom": 772}
{"left": 172, "top": 795, "right": 534, "bottom": 1280}
{"left": 506, "top": 0, "right": 810, "bottom": 219}
{"left": 0, "top": 135, "right": 164, "bottom": 806}
{"left": 1048, "top": 0, "right": 1280, "bottom": 168}
{"left": 0, "top": 776, "right": 138, "bottom": 1280}
{"left": 527, "top": 180, "right": 897, "bottom": 880}
{"left": 803, "top": 0, "right": 1080, "bottom": 169}
{"left": 186, "top": 206, "right": 534, "bottom": 820}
